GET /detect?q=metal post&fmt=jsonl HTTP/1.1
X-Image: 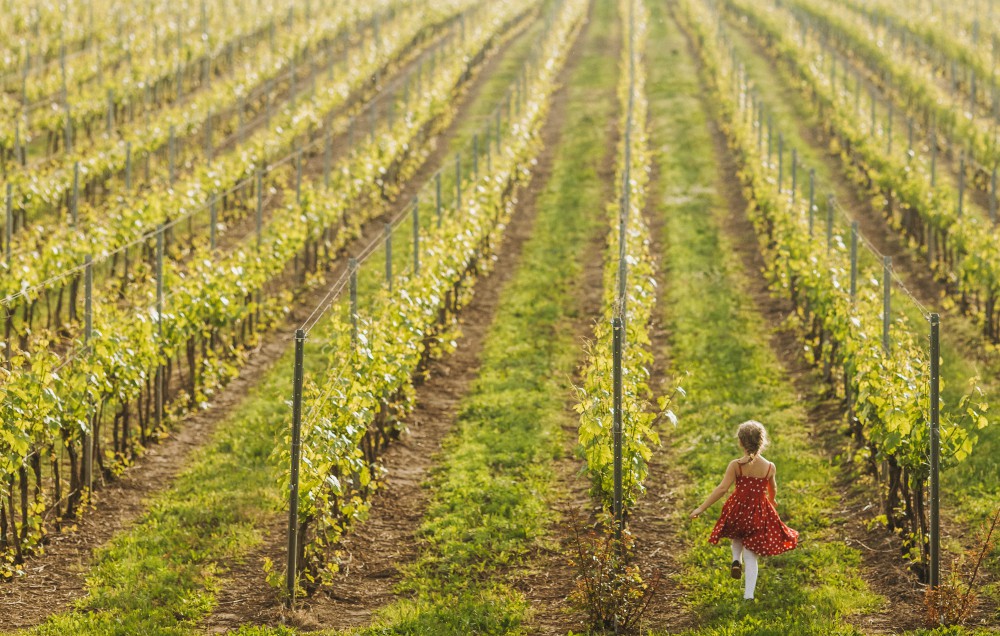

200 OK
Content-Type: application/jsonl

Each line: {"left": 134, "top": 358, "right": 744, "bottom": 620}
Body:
{"left": 929, "top": 313, "right": 941, "bottom": 591}
{"left": 412, "top": 197, "right": 420, "bottom": 275}
{"left": 612, "top": 317, "right": 624, "bottom": 542}
{"left": 385, "top": 223, "right": 392, "bottom": 291}
{"left": 285, "top": 328, "right": 305, "bottom": 609}
{"left": 850, "top": 221, "right": 858, "bottom": 299}
{"left": 155, "top": 226, "right": 164, "bottom": 429}
{"left": 83, "top": 255, "right": 94, "bottom": 492}
{"left": 882, "top": 256, "right": 892, "bottom": 352}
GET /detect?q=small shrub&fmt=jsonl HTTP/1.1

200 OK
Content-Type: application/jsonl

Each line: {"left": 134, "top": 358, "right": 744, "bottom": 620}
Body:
{"left": 924, "top": 506, "right": 999, "bottom": 626}
{"left": 568, "top": 516, "right": 660, "bottom": 634}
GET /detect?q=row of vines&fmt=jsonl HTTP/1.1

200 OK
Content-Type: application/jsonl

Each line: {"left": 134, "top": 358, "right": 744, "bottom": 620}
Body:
{"left": 280, "top": 0, "right": 588, "bottom": 591}
{"left": 675, "top": 0, "right": 989, "bottom": 578}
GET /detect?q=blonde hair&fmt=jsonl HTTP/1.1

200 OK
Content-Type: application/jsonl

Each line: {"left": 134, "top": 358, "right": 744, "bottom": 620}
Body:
{"left": 737, "top": 420, "right": 769, "bottom": 457}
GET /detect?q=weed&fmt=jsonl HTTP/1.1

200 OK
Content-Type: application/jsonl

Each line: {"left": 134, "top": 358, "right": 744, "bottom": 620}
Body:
{"left": 568, "top": 516, "right": 660, "bottom": 634}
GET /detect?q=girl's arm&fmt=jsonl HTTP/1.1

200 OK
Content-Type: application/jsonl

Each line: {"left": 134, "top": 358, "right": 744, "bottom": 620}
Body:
{"left": 766, "top": 465, "right": 777, "bottom": 505}
{"left": 690, "top": 461, "right": 737, "bottom": 519}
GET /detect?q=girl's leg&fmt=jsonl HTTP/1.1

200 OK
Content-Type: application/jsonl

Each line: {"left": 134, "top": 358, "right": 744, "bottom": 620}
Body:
{"left": 731, "top": 538, "right": 743, "bottom": 563}
{"left": 743, "top": 548, "right": 759, "bottom": 599}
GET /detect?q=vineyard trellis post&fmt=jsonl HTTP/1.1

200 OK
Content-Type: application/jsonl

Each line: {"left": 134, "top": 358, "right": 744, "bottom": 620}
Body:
{"left": 84, "top": 254, "right": 94, "bottom": 493}
{"left": 155, "top": 225, "right": 165, "bottom": 429}
{"left": 929, "top": 313, "right": 940, "bottom": 592}
{"left": 286, "top": 328, "right": 305, "bottom": 609}
{"left": 612, "top": 316, "right": 623, "bottom": 543}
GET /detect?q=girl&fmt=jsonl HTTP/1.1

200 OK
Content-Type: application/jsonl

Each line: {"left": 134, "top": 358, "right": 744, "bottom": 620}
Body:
{"left": 689, "top": 420, "right": 798, "bottom": 601}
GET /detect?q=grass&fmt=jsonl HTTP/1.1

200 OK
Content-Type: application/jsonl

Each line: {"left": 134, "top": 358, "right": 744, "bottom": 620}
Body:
{"left": 325, "top": 2, "right": 619, "bottom": 632}
{"left": 644, "top": 4, "right": 882, "bottom": 634}
{"left": 720, "top": 3, "right": 1000, "bottom": 596}
{"left": 8, "top": 18, "right": 548, "bottom": 636}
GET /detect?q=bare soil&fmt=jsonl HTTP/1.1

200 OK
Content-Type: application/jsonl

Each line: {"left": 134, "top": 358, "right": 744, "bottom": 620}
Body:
{"left": 199, "top": 12, "right": 563, "bottom": 633}
{"left": 514, "top": 1, "right": 622, "bottom": 633}
{"left": 0, "top": 14, "right": 508, "bottom": 632}
{"left": 706, "top": 13, "right": 998, "bottom": 633}
{"left": 626, "top": 92, "right": 699, "bottom": 636}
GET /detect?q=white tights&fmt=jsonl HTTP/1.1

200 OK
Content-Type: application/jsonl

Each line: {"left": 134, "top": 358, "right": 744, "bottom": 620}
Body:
{"left": 731, "top": 539, "right": 759, "bottom": 599}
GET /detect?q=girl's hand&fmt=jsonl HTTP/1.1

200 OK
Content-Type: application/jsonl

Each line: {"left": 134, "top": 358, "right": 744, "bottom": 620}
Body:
{"left": 689, "top": 508, "right": 702, "bottom": 519}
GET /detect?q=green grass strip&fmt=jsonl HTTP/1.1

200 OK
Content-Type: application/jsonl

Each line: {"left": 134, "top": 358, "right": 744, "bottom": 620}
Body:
{"left": 719, "top": 3, "right": 999, "bottom": 575}
{"left": 10, "top": 20, "right": 548, "bottom": 636}
{"left": 645, "top": 4, "right": 881, "bottom": 634}
{"left": 332, "top": 2, "right": 618, "bottom": 633}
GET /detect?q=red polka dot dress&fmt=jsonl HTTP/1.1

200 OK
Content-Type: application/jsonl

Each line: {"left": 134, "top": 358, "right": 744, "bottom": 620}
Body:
{"left": 709, "top": 461, "right": 798, "bottom": 556}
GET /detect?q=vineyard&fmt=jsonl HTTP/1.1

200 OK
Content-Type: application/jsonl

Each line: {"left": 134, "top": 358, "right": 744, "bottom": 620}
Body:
{"left": 0, "top": 0, "right": 998, "bottom": 634}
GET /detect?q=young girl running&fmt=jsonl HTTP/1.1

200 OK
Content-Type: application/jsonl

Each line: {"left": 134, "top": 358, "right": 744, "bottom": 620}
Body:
{"left": 689, "top": 420, "right": 798, "bottom": 600}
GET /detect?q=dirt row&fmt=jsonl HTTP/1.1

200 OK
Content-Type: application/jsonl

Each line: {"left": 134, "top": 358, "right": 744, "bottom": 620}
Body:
{"left": 0, "top": 7, "right": 540, "bottom": 632}
{"left": 200, "top": 11, "right": 550, "bottom": 631}
{"left": 687, "top": 3, "right": 997, "bottom": 631}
